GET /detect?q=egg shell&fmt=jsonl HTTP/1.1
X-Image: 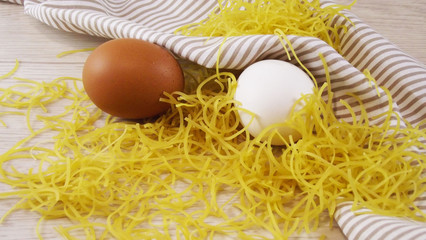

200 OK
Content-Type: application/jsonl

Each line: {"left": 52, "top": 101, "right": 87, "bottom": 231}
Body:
{"left": 82, "top": 38, "right": 184, "bottom": 119}
{"left": 234, "top": 59, "right": 314, "bottom": 145}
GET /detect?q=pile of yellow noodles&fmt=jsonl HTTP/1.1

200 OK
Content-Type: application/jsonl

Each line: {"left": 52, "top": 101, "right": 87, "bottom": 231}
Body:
{"left": 175, "top": 0, "right": 356, "bottom": 52}
{"left": 1, "top": 0, "right": 425, "bottom": 239}
{"left": 0, "top": 54, "right": 425, "bottom": 239}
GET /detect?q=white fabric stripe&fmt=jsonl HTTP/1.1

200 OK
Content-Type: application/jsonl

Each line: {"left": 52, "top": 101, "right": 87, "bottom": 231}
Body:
{"left": 364, "top": 218, "right": 421, "bottom": 239}
{"left": 337, "top": 10, "right": 426, "bottom": 128}
{"left": 152, "top": 2, "right": 216, "bottom": 33}
{"left": 4, "top": 0, "right": 23, "bottom": 4}
{"left": 335, "top": 202, "right": 426, "bottom": 240}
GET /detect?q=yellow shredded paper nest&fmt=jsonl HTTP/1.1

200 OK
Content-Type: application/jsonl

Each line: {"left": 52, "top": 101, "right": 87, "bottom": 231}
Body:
{"left": 175, "top": 0, "right": 355, "bottom": 52}
{"left": 1, "top": 0, "right": 425, "bottom": 240}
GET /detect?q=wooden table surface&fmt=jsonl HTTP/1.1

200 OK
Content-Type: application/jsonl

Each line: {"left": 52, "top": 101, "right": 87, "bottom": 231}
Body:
{"left": 0, "top": 1, "right": 425, "bottom": 239}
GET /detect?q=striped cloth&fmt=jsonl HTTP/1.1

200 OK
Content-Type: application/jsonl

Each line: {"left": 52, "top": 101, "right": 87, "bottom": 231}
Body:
{"left": 4, "top": 0, "right": 426, "bottom": 239}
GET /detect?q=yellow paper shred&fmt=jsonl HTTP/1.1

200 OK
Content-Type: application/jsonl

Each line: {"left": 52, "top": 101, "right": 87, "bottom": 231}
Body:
{"left": 56, "top": 48, "right": 96, "bottom": 58}
{"left": 175, "top": 0, "right": 356, "bottom": 52}
{"left": 0, "top": 54, "right": 425, "bottom": 239}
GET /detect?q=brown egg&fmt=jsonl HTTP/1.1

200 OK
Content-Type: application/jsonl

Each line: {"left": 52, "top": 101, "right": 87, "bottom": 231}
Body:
{"left": 82, "top": 38, "right": 184, "bottom": 119}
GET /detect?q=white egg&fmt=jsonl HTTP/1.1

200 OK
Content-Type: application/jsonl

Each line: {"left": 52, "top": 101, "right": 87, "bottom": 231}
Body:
{"left": 234, "top": 59, "right": 314, "bottom": 145}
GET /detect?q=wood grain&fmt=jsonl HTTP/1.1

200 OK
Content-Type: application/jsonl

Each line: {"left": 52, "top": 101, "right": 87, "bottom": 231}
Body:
{"left": 0, "top": 1, "right": 425, "bottom": 239}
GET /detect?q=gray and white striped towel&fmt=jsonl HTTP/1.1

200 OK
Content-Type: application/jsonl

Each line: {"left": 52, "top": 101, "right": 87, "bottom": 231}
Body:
{"left": 4, "top": 0, "right": 426, "bottom": 239}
